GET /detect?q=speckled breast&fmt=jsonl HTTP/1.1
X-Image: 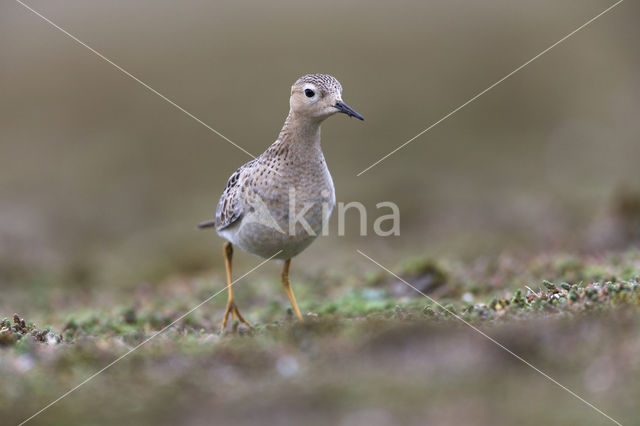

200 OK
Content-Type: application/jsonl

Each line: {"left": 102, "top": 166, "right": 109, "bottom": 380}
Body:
{"left": 219, "top": 160, "right": 335, "bottom": 260}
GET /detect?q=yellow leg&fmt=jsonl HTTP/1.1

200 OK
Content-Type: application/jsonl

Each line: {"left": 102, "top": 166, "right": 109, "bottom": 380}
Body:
{"left": 221, "top": 242, "right": 250, "bottom": 332}
{"left": 281, "top": 259, "right": 303, "bottom": 321}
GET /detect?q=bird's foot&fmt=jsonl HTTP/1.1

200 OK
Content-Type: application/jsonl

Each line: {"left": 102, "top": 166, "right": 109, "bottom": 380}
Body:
{"left": 220, "top": 300, "right": 250, "bottom": 333}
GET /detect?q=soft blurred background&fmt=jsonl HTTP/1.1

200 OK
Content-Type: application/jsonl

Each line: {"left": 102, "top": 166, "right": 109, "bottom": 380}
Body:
{"left": 1, "top": 0, "right": 640, "bottom": 425}
{"left": 1, "top": 0, "right": 639, "bottom": 295}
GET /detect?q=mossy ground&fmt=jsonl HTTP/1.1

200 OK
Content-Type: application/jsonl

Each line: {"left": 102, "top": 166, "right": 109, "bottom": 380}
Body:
{"left": 2, "top": 249, "right": 640, "bottom": 425}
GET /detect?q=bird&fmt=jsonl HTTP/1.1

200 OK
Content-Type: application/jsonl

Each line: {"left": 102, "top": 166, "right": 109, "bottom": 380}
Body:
{"left": 198, "top": 73, "right": 364, "bottom": 332}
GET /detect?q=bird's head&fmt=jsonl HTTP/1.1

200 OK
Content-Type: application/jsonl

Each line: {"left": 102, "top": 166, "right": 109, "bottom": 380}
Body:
{"left": 289, "top": 74, "right": 364, "bottom": 122}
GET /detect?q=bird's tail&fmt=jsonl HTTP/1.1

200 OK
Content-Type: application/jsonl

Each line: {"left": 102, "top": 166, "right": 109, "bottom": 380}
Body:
{"left": 197, "top": 220, "right": 216, "bottom": 229}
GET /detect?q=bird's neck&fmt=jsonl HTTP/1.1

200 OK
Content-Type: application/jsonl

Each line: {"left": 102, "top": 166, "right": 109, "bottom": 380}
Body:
{"left": 278, "top": 111, "right": 322, "bottom": 149}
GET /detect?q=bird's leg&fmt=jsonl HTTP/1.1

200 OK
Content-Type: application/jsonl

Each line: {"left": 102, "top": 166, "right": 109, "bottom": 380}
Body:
{"left": 221, "top": 242, "right": 250, "bottom": 332}
{"left": 281, "top": 259, "right": 303, "bottom": 321}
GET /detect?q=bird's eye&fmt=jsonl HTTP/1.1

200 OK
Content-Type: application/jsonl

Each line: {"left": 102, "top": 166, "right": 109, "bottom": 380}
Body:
{"left": 304, "top": 89, "right": 315, "bottom": 98}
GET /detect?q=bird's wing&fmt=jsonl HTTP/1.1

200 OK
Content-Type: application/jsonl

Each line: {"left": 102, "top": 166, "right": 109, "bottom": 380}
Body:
{"left": 213, "top": 159, "right": 258, "bottom": 231}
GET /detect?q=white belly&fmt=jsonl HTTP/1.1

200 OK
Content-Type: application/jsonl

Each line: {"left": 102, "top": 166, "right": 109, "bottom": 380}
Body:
{"left": 219, "top": 181, "right": 335, "bottom": 260}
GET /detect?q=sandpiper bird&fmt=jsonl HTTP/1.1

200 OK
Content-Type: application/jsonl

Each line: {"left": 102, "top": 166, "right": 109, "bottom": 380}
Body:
{"left": 199, "top": 74, "right": 363, "bottom": 331}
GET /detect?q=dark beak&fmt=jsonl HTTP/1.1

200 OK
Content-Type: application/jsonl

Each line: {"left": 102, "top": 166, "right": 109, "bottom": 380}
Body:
{"left": 334, "top": 100, "right": 364, "bottom": 121}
